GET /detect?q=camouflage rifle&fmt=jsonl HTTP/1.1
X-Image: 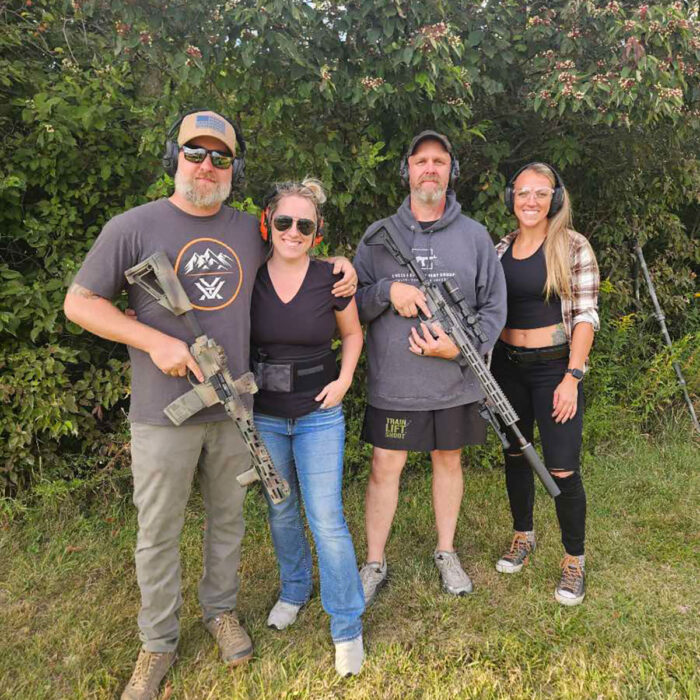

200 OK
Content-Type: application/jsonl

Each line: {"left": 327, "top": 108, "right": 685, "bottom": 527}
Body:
{"left": 365, "top": 219, "right": 561, "bottom": 498}
{"left": 125, "top": 251, "right": 291, "bottom": 503}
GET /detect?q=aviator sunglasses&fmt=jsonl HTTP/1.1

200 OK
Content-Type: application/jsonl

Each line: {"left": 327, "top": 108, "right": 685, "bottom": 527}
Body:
{"left": 272, "top": 215, "right": 318, "bottom": 237}
{"left": 181, "top": 145, "right": 234, "bottom": 169}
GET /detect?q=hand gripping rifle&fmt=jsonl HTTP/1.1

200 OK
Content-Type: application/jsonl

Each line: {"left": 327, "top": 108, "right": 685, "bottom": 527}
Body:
{"left": 125, "top": 251, "right": 291, "bottom": 503}
{"left": 630, "top": 239, "right": 700, "bottom": 434}
{"left": 365, "top": 220, "right": 561, "bottom": 498}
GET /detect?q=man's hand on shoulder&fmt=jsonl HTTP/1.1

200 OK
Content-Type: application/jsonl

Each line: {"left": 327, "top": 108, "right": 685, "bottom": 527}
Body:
{"left": 390, "top": 282, "right": 431, "bottom": 318}
{"left": 326, "top": 256, "right": 358, "bottom": 297}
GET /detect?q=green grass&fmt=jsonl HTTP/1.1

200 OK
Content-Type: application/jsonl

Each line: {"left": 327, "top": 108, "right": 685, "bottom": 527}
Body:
{"left": 1, "top": 430, "right": 698, "bottom": 699}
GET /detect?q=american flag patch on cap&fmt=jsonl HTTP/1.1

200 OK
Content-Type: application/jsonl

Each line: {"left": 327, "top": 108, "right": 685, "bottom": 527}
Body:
{"left": 195, "top": 114, "right": 226, "bottom": 134}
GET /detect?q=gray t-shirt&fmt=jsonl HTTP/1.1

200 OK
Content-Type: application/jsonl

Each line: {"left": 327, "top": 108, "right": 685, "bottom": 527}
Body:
{"left": 74, "top": 198, "right": 266, "bottom": 425}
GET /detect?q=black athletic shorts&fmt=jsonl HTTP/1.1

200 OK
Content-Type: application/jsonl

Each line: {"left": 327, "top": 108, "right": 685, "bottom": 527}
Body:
{"left": 361, "top": 403, "right": 487, "bottom": 452}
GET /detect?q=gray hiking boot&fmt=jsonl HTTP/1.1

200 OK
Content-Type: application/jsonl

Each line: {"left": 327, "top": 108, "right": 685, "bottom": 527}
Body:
{"left": 359, "top": 559, "right": 387, "bottom": 606}
{"left": 434, "top": 550, "right": 473, "bottom": 595}
{"left": 555, "top": 554, "right": 586, "bottom": 606}
{"left": 495, "top": 531, "right": 536, "bottom": 574}
{"left": 121, "top": 648, "right": 176, "bottom": 700}
{"left": 204, "top": 610, "right": 253, "bottom": 665}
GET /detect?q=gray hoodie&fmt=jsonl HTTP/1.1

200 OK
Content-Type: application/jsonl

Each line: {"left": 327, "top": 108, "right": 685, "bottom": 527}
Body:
{"left": 354, "top": 191, "right": 506, "bottom": 411}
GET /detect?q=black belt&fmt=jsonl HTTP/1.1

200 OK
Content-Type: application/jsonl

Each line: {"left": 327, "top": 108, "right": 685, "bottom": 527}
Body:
{"left": 497, "top": 340, "right": 569, "bottom": 365}
{"left": 252, "top": 350, "right": 338, "bottom": 393}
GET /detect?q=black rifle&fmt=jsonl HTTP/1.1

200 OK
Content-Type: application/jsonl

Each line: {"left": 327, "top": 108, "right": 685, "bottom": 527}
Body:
{"left": 631, "top": 239, "right": 699, "bottom": 434}
{"left": 125, "top": 251, "right": 291, "bottom": 503}
{"left": 365, "top": 219, "right": 561, "bottom": 498}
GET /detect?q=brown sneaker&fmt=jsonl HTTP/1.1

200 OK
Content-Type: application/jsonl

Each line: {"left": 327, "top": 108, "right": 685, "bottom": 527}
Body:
{"left": 204, "top": 610, "right": 253, "bottom": 666}
{"left": 121, "top": 648, "right": 176, "bottom": 700}
{"left": 495, "top": 531, "right": 536, "bottom": 574}
{"left": 555, "top": 554, "right": 586, "bottom": 606}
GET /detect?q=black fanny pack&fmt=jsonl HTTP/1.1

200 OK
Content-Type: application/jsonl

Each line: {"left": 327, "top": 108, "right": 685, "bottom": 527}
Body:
{"left": 252, "top": 349, "right": 338, "bottom": 393}
{"left": 498, "top": 340, "right": 569, "bottom": 364}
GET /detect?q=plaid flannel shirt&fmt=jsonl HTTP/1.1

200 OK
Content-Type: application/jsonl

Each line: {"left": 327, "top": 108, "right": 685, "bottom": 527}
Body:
{"left": 495, "top": 229, "right": 600, "bottom": 343}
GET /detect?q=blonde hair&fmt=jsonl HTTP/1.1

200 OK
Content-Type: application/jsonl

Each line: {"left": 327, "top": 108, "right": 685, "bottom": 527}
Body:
{"left": 517, "top": 163, "right": 573, "bottom": 300}
{"left": 266, "top": 177, "right": 327, "bottom": 223}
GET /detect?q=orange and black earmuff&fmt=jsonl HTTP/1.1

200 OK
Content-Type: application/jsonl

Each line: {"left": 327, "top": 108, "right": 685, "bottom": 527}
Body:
{"left": 313, "top": 218, "right": 324, "bottom": 247}
{"left": 259, "top": 207, "right": 271, "bottom": 243}
{"left": 259, "top": 185, "right": 279, "bottom": 246}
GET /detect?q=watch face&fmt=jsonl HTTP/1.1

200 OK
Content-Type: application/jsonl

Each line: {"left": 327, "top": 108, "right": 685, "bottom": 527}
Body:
{"left": 568, "top": 368, "right": 584, "bottom": 380}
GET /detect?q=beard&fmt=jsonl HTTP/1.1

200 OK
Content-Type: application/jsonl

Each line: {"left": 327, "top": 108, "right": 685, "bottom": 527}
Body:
{"left": 411, "top": 180, "right": 446, "bottom": 206}
{"left": 174, "top": 170, "right": 231, "bottom": 209}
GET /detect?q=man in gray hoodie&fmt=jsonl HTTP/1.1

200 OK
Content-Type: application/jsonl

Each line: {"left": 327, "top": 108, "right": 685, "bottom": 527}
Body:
{"left": 354, "top": 131, "right": 506, "bottom": 603}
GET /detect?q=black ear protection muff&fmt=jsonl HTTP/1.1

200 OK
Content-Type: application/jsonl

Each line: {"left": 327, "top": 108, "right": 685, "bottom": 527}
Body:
{"left": 259, "top": 184, "right": 325, "bottom": 248}
{"left": 504, "top": 162, "right": 565, "bottom": 219}
{"left": 162, "top": 109, "right": 247, "bottom": 185}
{"left": 399, "top": 132, "right": 460, "bottom": 187}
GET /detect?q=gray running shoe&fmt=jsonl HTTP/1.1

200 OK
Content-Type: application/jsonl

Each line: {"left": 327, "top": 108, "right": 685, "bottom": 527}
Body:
{"left": 555, "top": 554, "right": 586, "bottom": 606}
{"left": 266, "top": 599, "right": 302, "bottom": 630}
{"left": 434, "top": 550, "right": 473, "bottom": 595}
{"left": 359, "top": 559, "right": 387, "bottom": 606}
{"left": 121, "top": 648, "right": 176, "bottom": 700}
{"left": 204, "top": 610, "right": 253, "bottom": 665}
{"left": 495, "top": 531, "right": 536, "bottom": 574}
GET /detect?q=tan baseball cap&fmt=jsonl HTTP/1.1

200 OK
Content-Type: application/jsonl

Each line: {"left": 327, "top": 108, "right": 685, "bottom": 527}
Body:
{"left": 177, "top": 110, "right": 237, "bottom": 155}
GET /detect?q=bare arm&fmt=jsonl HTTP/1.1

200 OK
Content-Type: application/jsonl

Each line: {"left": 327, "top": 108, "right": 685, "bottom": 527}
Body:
{"left": 552, "top": 321, "right": 594, "bottom": 424}
{"left": 315, "top": 298, "right": 363, "bottom": 408}
{"left": 63, "top": 283, "right": 203, "bottom": 380}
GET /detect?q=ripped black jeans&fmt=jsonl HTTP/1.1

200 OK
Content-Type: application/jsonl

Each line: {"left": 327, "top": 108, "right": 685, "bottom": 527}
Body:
{"left": 491, "top": 341, "right": 587, "bottom": 556}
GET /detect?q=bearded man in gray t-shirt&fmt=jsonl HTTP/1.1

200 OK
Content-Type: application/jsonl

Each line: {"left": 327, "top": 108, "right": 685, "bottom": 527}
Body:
{"left": 64, "top": 110, "right": 357, "bottom": 700}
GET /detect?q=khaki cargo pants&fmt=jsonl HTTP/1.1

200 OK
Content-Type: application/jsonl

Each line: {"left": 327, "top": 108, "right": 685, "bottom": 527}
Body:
{"left": 130, "top": 421, "right": 249, "bottom": 652}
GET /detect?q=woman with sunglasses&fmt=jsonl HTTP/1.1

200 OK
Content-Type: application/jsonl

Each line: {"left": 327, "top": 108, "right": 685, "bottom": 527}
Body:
{"left": 250, "top": 179, "right": 365, "bottom": 676}
{"left": 492, "top": 163, "right": 599, "bottom": 606}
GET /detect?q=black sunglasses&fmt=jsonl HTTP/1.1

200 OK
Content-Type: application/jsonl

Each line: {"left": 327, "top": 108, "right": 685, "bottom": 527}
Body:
{"left": 272, "top": 215, "right": 317, "bottom": 237}
{"left": 181, "top": 145, "right": 233, "bottom": 169}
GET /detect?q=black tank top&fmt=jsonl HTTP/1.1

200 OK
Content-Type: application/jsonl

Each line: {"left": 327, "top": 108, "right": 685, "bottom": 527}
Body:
{"left": 501, "top": 242, "right": 563, "bottom": 329}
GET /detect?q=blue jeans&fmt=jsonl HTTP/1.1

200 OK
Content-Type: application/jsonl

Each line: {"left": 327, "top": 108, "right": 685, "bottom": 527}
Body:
{"left": 254, "top": 405, "right": 364, "bottom": 642}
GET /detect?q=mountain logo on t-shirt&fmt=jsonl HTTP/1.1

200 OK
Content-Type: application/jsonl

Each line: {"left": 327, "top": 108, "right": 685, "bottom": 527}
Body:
{"left": 183, "top": 249, "right": 235, "bottom": 273}
{"left": 174, "top": 237, "right": 243, "bottom": 311}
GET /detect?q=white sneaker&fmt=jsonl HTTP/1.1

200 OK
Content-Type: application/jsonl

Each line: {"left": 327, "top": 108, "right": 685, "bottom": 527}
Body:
{"left": 334, "top": 635, "right": 364, "bottom": 677}
{"left": 266, "top": 600, "right": 302, "bottom": 630}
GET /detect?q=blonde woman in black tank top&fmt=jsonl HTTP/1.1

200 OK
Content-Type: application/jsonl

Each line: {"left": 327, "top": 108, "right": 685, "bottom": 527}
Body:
{"left": 492, "top": 163, "right": 600, "bottom": 606}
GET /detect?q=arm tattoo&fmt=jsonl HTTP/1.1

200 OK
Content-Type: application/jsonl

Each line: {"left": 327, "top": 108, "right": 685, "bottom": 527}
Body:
{"left": 67, "top": 282, "right": 101, "bottom": 300}
{"left": 551, "top": 323, "right": 567, "bottom": 345}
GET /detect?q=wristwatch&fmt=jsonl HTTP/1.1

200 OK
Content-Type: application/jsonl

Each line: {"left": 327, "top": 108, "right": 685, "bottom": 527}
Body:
{"left": 565, "top": 368, "right": 584, "bottom": 380}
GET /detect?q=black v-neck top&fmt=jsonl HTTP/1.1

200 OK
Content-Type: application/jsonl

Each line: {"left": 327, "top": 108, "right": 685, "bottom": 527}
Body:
{"left": 501, "top": 242, "right": 562, "bottom": 329}
{"left": 250, "top": 259, "right": 351, "bottom": 417}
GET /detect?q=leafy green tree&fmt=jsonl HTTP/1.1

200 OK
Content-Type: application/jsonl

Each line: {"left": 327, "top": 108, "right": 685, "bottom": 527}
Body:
{"left": 1, "top": 0, "right": 697, "bottom": 494}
